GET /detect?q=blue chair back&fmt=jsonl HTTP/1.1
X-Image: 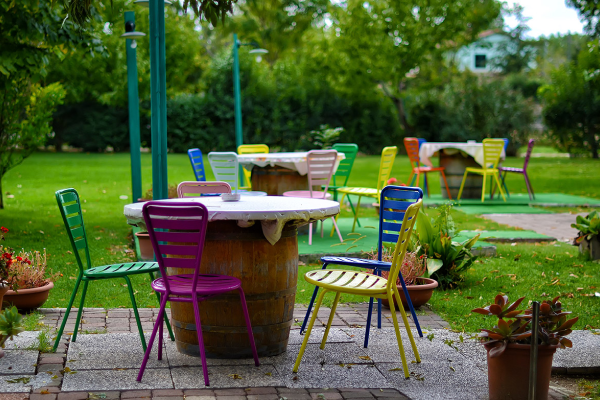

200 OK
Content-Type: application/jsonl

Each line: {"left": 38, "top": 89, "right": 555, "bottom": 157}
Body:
{"left": 417, "top": 138, "right": 427, "bottom": 149}
{"left": 502, "top": 138, "right": 509, "bottom": 152}
{"left": 188, "top": 148, "right": 207, "bottom": 181}
{"left": 377, "top": 186, "right": 424, "bottom": 261}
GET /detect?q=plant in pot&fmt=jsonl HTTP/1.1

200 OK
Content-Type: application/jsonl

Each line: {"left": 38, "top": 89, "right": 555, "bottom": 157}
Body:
{"left": 1, "top": 228, "right": 57, "bottom": 312}
{"left": 472, "top": 294, "right": 578, "bottom": 400}
{"left": 0, "top": 306, "right": 24, "bottom": 359}
{"left": 571, "top": 210, "right": 600, "bottom": 260}
{"left": 410, "top": 203, "right": 480, "bottom": 289}
{"left": 368, "top": 249, "right": 440, "bottom": 310}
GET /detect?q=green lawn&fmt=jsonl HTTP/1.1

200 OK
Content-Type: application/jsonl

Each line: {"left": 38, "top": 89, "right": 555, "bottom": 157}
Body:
{"left": 1, "top": 152, "right": 599, "bottom": 332}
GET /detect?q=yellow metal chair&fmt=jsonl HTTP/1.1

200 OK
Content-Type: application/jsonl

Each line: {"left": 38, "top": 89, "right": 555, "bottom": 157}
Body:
{"left": 237, "top": 144, "right": 269, "bottom": 190}
{"left": 457, "top": 138, "right": 507, "bottom": 203}
{"left": 294, "top": 199, "right": 422, "bottom": 378}
{"left": 334, "top": 146, "right": 397, "bottom": 233}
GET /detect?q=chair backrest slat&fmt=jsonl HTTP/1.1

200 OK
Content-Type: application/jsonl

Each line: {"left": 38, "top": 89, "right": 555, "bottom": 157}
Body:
{"left": 403, "top": 138, "right": 421, "bottom": 167}
{"left": 55, "top": 188, "right": 92, "bottom": 272}
{"left": 483, "top": 139, "right": 505, "bottom": 169}
{"left": 188, "top": 148, "right": 208, "bottom": 182}
{"left": 386, "top": 199, "right": 422, "bottom": 291}
{"left": 307, "top": 150, "right": 338, "bottom": 196}
{"left": 377, "top": 186, "right": 423, "bottom": 260}
{"left": 523, "top": 138, "right": 535, "bottom": 170}
{"left": 238, "top": 144, "right": 269, "bottom": 188}
{"left": 208, "top": 152, "right": 241, "bottom": 192}
{"left": 142, "top": 201, "right": 209, "bottom": 292}
{"left": 331, "top": 143, "right": 359, "bottom": 187}
{"left": 375, "top": 147, "right": 398, "bottom": 196}
{"left": 177, "top": 181, "right": 232, "bottom": 198}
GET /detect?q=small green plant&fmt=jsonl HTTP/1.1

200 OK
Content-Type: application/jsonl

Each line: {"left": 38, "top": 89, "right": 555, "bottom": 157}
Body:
{"left": 0, "top": 306, "right": 24, "bottom": 349}
{"left": 305, "top": 125, "right": 344, "bottom": 149}
{"left": 572, "top": 210, "right": 600, "bottom": 243}
{"left": 27, "top": 326, "right": 53, "bottom": 353}
{"left": 409, "top": 204, "right": 479, "bottom": 289}
{"left": 472, "top": 294, "right": 578, "bottom": 357}
{"left": 142, "top": 184, "right": 178, "bottom": 200}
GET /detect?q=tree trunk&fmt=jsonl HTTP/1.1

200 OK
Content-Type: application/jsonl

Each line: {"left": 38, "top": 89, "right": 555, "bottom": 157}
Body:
{"left": 0, "top": 177, "right": 4, "bottom": 209}
{"left": 589, "top": 125, "right": 599, "bottom": 159}
{"left": 393, "top": 96, "right": 414, "bottom": 135}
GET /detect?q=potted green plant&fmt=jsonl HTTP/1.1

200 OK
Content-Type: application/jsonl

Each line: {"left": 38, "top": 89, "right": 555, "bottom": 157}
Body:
{"left": 368, "top": 250, "right": 439, "bottom": 310}
{"left": 0, "top": 306, "right": 24, "bottom": 359}
{"left": 571, "top": 210, "right": 600, "bottom": 260}
{"left": 472, "top": 294, "right": 578, "bottom": 400}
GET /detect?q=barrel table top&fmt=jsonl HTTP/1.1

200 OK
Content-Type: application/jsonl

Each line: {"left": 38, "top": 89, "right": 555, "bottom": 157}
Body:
{"left": 237, "top": 151, "right": 345, "bottom": 176}
{"left": 124, "top": 196, "right": 340, "bottom": 245}
{"left": 419, "top": 142, "right": 506, "bottom": 167}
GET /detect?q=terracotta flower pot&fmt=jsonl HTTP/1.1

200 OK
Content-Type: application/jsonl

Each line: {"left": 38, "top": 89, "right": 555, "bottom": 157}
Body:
{"left": 579, "top": 235, "right": 600, "bottom": 260}
{"left": 135, "top": 231, "right": 155, "bottom": 261}
{"left": 484, "top": 342, "right": 558, "bottom": 400}
{"left": 0, "top": 284, "right": 9, "bottom": 311}
{"left": 3, "top": 281, "right": 54, "bottom": 312}
{"left": 382, "top": 277, "right": 438, "bottom": 310}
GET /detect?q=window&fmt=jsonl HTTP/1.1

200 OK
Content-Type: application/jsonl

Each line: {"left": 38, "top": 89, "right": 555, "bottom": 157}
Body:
{"left": 475, "top": 54, "right": 487, "bottom": 69}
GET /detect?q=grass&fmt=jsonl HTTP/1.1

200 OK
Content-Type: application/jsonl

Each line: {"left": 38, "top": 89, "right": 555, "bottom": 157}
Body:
{"left": 1, "top": 152, "right": 599, "bottom": 332}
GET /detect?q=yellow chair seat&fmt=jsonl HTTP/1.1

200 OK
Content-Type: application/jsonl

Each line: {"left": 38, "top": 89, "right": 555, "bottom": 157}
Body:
{"left": 336, "top": 187, "right": 379, "bottom": 197}
{"left": 305, "top": 269, "right": 388, "bottom": 295}
{"left": 457, "top": 139, "right": 506, "bottom": 203}
{"left": 465, "top": 167, "right": 499, "bottom": 174}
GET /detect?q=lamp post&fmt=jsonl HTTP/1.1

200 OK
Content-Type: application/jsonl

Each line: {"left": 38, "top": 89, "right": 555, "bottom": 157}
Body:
{"left": 232, "top": 33, "right": 268, "bottom": 150}
{"left": 121, "top": 12, "right": 146, "bottom": 203}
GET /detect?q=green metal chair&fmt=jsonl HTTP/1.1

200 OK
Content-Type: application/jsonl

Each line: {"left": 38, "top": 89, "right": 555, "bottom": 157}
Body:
{"left": 323, "top": 143, "right": 360, "bottom": 226}
{"left": 53, "top": 188, "right": 174, "bottom": 351}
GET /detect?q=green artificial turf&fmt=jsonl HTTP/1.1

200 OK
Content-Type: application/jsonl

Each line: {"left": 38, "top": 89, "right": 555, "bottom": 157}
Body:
{"left": 455, "top": 230, "right": 555, "bottom": 242}
{"left": 455, "top": 205, "right": 553, "bottom": 214}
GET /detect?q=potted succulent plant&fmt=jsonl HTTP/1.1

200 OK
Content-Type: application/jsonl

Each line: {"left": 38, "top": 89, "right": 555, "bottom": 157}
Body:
{"left": 0, "top": 306, "right": 24, "bottom": 359}
{"left": 368, "top": 249, "right": 439, "bottom": 310}
{"left": 472, "top": 294, "right": 578, "bottom": 400}
{"left": 571, "top": 210, "right": 600, "bottom": 260}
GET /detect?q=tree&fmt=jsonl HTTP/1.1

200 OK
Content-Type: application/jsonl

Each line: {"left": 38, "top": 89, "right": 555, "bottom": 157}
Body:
{"left": 566, "top": 0, "right": 600, "bottom": 38}
{"left": 315, "top": 0, "right": 501, "bottom": 133}
{"left": 540, "top": 40, "right": 600, "bottom": 159}
{"left": 491, "top": 4, "right": 536, "bottom": 75}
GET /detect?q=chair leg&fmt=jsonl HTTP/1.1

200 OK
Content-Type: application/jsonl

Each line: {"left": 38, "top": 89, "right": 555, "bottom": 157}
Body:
{"left": 347, "top": 195, "right": 362, "bottom": 228}
{"left": 320, "top": 292, "right": 341, "bottom": 349}
{"left": 238, "top": 287, "right": 260, "bottom": 366}
{"left": 524, "top": 172, "right": 535, "bottom": 200}
{"left": 501, "top": 171, "right": 510, "bottom": 198}
{"left": 393, "top": 285, "right": 421, "bottom": 363}
{"left": 492, "top": 173, "right": 507, "bottom": 202}
{"left": 398, "top": 272, "right": 423, "bottom": 337}
{"left": 294, "top": 289, "right": 328, "bottom": 373}
{"left": 331, "top": 217, "right": 343, "bottom": 243}
{"left": 351, "top": 196, "right": 363, "bottom": 232}
{"left": 124, "top": 276, "right": 147, "bottom": 351}
{"left": 150, "top": 272, "right": 174, "bottom": 341}
{"left": 457, "top": 170, "right": 469, "bottom": 200}
{"left": 424, "top": 174, "right": 430, "bottom": 198}
{"left": 158, "top": 313, "right": 163, "bottom": 361}
{"left": 377, "top": 298, "right": 383, "bottom": 329}
{"left": 481, "top": 173, "right": 487, "bottom": 203}
{"left": 71, "top": 280, "right": 90, "bottom": 343}
{"left": 137, "top": 294, "right": 168, "bottom": 382}
{"left": 408, "top": 172, "right": 416, "bottom": 186}
{"left": 415, "top": 172, "right": 421, "bottom": 188}
{"left": 439, "top": 170, "right": 452, "bottom": 200}
{"left": 192, "top": 295, "right": 210, "bottom": 386}
{"left": 386, "top": 291, "right": 410, "bottom": 379}
{"left": 331, "top": 193, "right": 346, "bottom": 237}
{"left": 53, "top": 274, "right": 83, "bottom": 351}
{"left": 308, "top": 222, "right": 313, "bottom": 246}
{"left": 364, "top": 297, "right": 375, "bottom": 348}
{"left": 300, "top": 263, "right": 329, "bottom": 334}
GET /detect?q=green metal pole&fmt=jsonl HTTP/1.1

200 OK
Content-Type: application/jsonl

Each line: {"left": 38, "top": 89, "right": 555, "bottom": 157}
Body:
{"left": 233, "top": 33, "right": 243, "bottom": 150}
{"left": 149, "top": 0, "right": 168, "bottom": 200}
{"left": 125, "top": 11, "right": 142, "bottom": 203}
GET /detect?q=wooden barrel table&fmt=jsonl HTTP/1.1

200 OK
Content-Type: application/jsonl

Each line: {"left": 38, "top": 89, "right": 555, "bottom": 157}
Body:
{"left": 251, "top": 165, "right": 308, "bottom": 196}
{"left": 439, "top": 150, "right": 483, "bottom": 199}
{"left": 169, "top": 221, "right": 298, "bottom": 358}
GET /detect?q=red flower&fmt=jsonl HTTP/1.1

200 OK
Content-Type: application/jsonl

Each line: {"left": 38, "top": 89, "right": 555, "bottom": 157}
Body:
{"left": 26, "top": 260, "right": 32, "bottom": 265}
{"left": 387, "top": 177, "right": 398, "bottom": 185}
{"left": 2, "top": 252, "right": 11, "bottom": 259}
{"left": 16, "top": 256, "right": 22, "bottom": 262}
{"left": 0, "top": 227, "right": 8, "bottom": 233}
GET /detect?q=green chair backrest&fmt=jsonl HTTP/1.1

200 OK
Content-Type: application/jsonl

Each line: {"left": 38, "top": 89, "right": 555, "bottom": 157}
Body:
{"left": 376, "top": 146, "right": 398, "bottom": 195}
{"left": 55, "top": 188, "right": 91, "bottom": 273}
{"left": 331, "top": 143, "right": 359, "bottom": 187}
{"left": 482, "top": 138, "right": 505, "bottom": 169}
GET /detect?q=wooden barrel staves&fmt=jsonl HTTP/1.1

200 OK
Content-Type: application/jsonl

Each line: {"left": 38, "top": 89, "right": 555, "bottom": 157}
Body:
{"left": 439, "top": 150, "right": 483, "bottom": 199}
{"left": 169, "top": 221, "right": 298, "bottom": 358}
{"left": 251, "top": 165, "right": 308, "bottom": 196}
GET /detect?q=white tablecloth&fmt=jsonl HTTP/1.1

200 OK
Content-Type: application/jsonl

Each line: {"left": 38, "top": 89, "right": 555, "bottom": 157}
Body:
{"left": 419, "top": 142, "right": 506, "bottom": 167}
{"left": 237, "top": 152, "right": 345, "bottom": 176}
{"left": 124, "top": 196, "right": 339, "bottom": 245}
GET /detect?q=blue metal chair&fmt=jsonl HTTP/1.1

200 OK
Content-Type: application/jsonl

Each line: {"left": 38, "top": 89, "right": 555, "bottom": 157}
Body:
{"left": 188, "top": 148, "right": 207, "bottom": 181}
{"left": 300, "top": 185, "right": 424, "bottom": 348}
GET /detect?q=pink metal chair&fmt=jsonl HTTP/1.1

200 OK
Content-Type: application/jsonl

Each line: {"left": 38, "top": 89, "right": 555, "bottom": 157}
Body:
{"left": 494, "top": 139, "right": 536, "bottom": 200}
{"left": 177, "top": 181, "right": 232, "bottom": 198}
{"left": 283, "top": 150, "right": 343, "bottom": 245}
{"left": 137, "top": 201, "right": 259, "bottom": 386}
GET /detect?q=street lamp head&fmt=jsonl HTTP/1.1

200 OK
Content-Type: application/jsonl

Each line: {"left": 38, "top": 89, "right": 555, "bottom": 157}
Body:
{"left": 248, "top": 48, "right": 268, "bottom": 54}
{"left": 134, "top": 0, "right": 173, "bottom": 6}
{"left": 121, "top": 21, "right": 146, "bottom": 48}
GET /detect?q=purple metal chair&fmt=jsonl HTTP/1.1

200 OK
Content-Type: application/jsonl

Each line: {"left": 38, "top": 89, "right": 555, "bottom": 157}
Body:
{"left": 496, "top": 138, "right": 535, "bottom": 200}
{"left": 137, "top": 201, "right": 259, "bottom": 386}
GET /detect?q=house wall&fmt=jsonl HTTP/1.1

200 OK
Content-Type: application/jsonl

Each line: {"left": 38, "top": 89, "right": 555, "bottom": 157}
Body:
{"left": 454, "top": 33, "right": 511, "bottom": 73}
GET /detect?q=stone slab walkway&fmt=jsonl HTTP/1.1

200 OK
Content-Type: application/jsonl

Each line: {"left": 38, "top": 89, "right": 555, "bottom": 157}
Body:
{"left": 483, "top": 213, "right": 586, "bottom": 242}
{"left": 1, "top": 304, "right": 595, "bottom": 399}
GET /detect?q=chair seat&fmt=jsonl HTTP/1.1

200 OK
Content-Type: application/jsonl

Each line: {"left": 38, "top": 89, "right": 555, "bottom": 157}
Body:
{"left": 414, "top": 166, "right": 444, "bottom": 173}
{"left": 84, "top": 262, "right": 158, "bottom": 279}
{"left": 151, "top": 274, "right": 242, "bottom": 296}
{"left": 305, "top": 269, "right": 388, "bottom": 295}
{"left": 240, "top": 191, "right": 268, "bottom": 196}
{"left": 465, "top": 167, "right": 500, "bottom": 174}
{"left": 321, "top": 256, "right": 392, "bottom": 270}
{"left": 499, "top": 167, "right": 524, "bottom": 173}
{"left": 336, "top": 187, "right": 378, "bottom": 197}
{"left": 282, "top": 190, "right": 332, "bottom": 199}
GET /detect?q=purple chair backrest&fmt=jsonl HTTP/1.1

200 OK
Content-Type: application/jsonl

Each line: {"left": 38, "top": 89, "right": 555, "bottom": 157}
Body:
{"left": 307, "top": 150, "right": 338, "bottom": 196}
{"left": 523, "top": 139, "right": 535, "bottom": 170}
{"left": 142, "top": 201, "right": 209, "bottom": 292}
